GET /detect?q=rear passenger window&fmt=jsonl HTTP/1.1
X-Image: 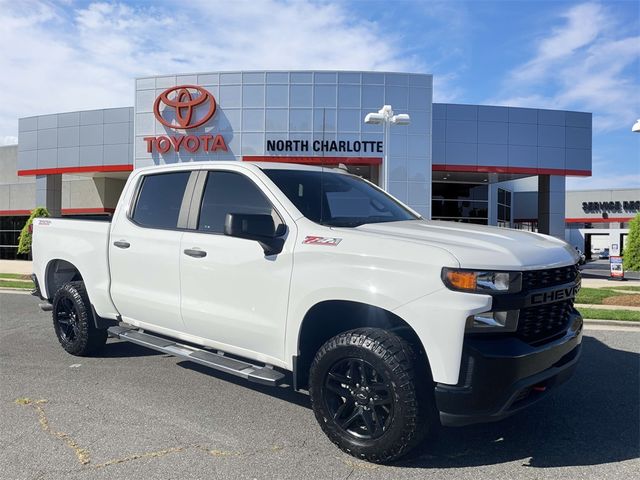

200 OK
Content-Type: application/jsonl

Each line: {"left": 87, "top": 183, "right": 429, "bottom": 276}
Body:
{"left": 198, "top": 171, "right": 281, "bottom": 233}
{"left": 132, "top": 172, "right": 191, "bottom": 229}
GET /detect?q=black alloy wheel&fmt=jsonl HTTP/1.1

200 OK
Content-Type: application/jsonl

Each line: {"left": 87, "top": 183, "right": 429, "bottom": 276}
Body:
{"left": 55, "top": 296, "right": 81, "bottom": 345}
{"left": 52, "top": 281, "right": 107, "bottom": 356}
{"left": 323, "top": 357, "right": 394, "bottom": 439}
{"left": 309, "top": 328, "right": 436, "bottom": 463}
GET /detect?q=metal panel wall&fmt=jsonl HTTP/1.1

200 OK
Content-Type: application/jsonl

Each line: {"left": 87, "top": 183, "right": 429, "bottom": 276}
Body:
{"left": 134, "top": 71, "right": 433, "bottom": 217}
{"left": 432, "top": 104, "right": 592, "bottom": 175}
{"left": 17, "top": 107, "right": 134, "bottom": 173}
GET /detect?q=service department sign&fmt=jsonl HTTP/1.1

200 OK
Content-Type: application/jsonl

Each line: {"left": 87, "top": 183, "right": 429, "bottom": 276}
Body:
{"left": 143, "top": 85, "right": 227, "bottom": 154}
{"left": 581, "top": 200, "right": 640, "bottom": 214}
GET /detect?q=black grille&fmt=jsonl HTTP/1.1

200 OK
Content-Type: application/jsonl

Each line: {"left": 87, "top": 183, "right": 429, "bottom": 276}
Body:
{"left": 517, "top": 299, "right": 575, "bottom": 344}
{"left": 517, "top": 264, "right": 580, "bottom": 344}
{"left": 522, "top": 264, "right": 580, "bottom": 291}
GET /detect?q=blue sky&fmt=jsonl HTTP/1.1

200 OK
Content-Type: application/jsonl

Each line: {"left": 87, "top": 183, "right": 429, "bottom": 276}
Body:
{"left": 0, "top": 0, "right": 638, "bottom": 189}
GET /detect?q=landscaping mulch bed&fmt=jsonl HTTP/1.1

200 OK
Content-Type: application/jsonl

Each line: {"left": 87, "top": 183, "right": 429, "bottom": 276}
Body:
{"left": 602, "top": 294, "right": 640, "bottom": 307}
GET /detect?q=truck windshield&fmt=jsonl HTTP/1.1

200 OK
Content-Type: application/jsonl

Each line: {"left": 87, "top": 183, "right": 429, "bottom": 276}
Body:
{"left": 263, "top": 169, "right": 420, "bottom": 227}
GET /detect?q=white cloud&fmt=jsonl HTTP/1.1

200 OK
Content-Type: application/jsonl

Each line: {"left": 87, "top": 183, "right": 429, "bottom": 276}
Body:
{"left": 433, "top": 72, "right": 465, "bottom": 103}
{"left": 490, "top": 2, "right": 639, "bottom": 133}
{"left": 567, "top": 154, "right": 640, "bottom": 190}
{"left": 567, "top": 174, "right": 640, "bottom": 190}
{"left": 0, "top": 0, "right": 422, "bottom": 140}
{"left": 410, "top": 1, "right": 471, "bottom": 103}
{"left": 512, "top": 3, "right": 608, "bottom": 83}
{"left": 0, "top": 136, "right": 18, "bottom": 146}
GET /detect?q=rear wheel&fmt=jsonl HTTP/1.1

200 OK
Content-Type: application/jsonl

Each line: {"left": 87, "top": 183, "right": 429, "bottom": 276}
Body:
{"left": 309, "top": 328, "right": 435, "bottom": 463}
{"left": 52, "top": 281, "right": 107, "bottom": 356}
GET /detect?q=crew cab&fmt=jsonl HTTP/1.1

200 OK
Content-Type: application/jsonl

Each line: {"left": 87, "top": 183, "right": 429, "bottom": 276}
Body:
{"left": 31, "top": 162, "right": 583, "bottom": 463}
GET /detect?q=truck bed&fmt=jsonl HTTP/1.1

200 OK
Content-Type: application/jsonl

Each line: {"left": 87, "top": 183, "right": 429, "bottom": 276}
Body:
{"left": 58, "top": 215, "right": 112, "bottom": 222}
{"left": 32, "top": 217, "right": 119, "bottom": 320}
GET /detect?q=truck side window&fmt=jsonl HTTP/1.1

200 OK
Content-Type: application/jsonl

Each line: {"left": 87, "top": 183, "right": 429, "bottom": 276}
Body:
{"left": 198, "top": 171, "right": 281, "bottom": 233}
{"left": 132, "top": 171, "right": 191, "bottom": 229}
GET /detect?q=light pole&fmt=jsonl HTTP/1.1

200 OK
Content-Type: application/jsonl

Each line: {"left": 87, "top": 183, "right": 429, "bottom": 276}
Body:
{"left": 632, "top": 119, "right": 640, "bottom": 132}
{"left": 364, "top": 105, "right": 410, "bottom": 192}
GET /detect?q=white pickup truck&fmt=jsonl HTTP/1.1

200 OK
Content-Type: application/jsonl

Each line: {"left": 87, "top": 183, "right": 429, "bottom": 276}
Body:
{"left": 31, "top": 162, "right": 583, "bottom": 463}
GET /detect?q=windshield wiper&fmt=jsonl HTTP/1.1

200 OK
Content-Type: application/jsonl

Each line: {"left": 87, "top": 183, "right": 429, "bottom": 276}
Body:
{"left": 320, "top": 220, "right": 366, "bottom": 228}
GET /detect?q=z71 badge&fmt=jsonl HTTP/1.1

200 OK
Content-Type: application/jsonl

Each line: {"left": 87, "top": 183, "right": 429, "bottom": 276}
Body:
{"left": 303, "top": 236, "right": 342, "bottom": 246}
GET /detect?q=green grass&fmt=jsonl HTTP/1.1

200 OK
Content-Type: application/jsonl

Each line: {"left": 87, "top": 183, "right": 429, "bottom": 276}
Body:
{"left": 608, "top": 285, "right": 640, "bottom": 292}
{"left": 575, "top": 287, "right": 632, "bottom": 304}
{"left": 0, "top": 273, "right": 30, "bottom": 280}
{"left": 0, "top": 279, "right": 34, "bottom": 289}
{"left": 578, "top": 308, "right": 640, "bottom": 322}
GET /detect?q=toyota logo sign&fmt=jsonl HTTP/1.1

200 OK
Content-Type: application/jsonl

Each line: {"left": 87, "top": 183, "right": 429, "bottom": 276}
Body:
{"left": 144, "top": 84, "right": 227, "bottom": 154}
{"left": 153, "top": 85, "right": 216, "bottom": 129}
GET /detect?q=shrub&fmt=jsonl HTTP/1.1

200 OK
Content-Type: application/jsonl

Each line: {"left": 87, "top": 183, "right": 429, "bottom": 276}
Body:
{"left": 623, "top": 214, "right": 640, "bottom": 272}
{"left": 17, "top": 207, "right": 50, "bottom": 255}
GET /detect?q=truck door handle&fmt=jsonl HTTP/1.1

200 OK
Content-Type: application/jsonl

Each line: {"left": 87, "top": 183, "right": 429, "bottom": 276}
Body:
{"left": 184, "top": 248, "right": 207, "bottom": 258}
{"left": 113, "top": 240, "right": 130, "bottom": 249}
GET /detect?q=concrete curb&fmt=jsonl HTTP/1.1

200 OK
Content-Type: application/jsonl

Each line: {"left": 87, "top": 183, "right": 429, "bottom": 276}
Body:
{"left": 583, "top": 319, "right": 640, "bottom": 328}
{"left": 0, "top": 288, "right": 31, "bottom": 295}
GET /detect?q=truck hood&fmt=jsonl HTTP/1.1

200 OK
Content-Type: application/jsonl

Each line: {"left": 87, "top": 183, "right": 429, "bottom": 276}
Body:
{"left": 354, "top": 220, "right": 579, "bottom": 270}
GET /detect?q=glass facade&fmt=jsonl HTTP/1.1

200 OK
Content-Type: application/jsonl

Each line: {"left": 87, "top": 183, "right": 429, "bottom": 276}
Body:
{"left": 497, "top": 188, "right": 512, "bottom": 227}
{"left": 0, "top": 216, "right": 28, "bottom": 260}
{"left": 431, "top": 182, "right": 489, "bottom": 224}
{"left": 513, "top": 220, "right": 538, "bottom": 232}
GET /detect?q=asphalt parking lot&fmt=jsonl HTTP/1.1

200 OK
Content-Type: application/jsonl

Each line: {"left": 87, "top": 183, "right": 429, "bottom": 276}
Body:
{"left": 1, "top": 292, "right": 638, "bottom": 480}
{"left": 581, "top": 258, "right": 640, "bottom": 280}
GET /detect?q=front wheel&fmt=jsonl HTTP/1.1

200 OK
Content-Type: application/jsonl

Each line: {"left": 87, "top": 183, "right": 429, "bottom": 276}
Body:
{"left": 52, "top": 281, "right": 107, "bottom": 356}
{"left": 309, "top": 328, "right": 436, "bottom": 463}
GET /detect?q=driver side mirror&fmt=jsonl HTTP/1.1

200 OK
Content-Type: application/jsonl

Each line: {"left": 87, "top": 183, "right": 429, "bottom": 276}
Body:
{"left": 224, "top": 213, "right": 286, "bottom": 256}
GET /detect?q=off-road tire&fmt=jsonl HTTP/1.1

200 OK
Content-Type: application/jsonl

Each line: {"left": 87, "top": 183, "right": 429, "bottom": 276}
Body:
{"left": 309, "top": 328, "right": 435, "bottom": 463}
{"left": 52, "top": 281, "right": 107, "bottom": 356}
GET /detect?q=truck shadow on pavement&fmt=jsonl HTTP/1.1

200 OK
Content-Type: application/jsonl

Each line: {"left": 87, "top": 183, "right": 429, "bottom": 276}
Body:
{"left": 97, "top": 340, "right": 165, "bottom": 358}
{"left": 176, "top": 362, "right": 313, "bottom": 409}
{"left": 160, "top": 335, "right": 638, "bottom": 469}
{"left": 399, "top": 335, "right": 640, "bottom": 469}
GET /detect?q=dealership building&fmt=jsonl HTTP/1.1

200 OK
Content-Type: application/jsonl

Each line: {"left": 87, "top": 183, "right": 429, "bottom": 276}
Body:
{"left": 1, "top": 70, "right": 637, "bottom": 259}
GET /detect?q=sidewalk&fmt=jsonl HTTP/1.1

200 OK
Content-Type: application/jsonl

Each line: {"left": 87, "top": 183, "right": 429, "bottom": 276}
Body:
{"left": 0, "top": 260, "right": 32, "bottom": 275}
{"left": 581, "top": 277, "right": 639, "bottom": 288}
{"left": 576, "top": 303, "right": 640, "bottom": 312}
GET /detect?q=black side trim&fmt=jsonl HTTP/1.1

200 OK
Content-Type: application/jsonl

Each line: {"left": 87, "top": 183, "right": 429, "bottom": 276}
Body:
{"left": 31, "top": 273, "right": 45, "bottom": 300}
{"left": 91, "top": 305, "right": 119, "bottom": 330}
{"left": 292, "top": 355, "right": 300, "bottom": 391}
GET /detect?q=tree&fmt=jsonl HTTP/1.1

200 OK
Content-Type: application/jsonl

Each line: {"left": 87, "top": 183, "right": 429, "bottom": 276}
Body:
{"left": 623, "top": 214, "right": 640, "bottom": 272}
{"left": 17, "top": 207, "right": 50, "bottom": 255}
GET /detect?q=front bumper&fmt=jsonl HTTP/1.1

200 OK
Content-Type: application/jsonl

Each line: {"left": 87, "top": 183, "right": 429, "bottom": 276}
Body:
{"left": 436, "top": 312, "right": 583, "bottom": 427}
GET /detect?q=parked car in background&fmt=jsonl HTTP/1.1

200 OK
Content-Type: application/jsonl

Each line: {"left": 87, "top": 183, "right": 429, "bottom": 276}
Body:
{"left": 599, "top": 248, "right": 610, "bottom": 259}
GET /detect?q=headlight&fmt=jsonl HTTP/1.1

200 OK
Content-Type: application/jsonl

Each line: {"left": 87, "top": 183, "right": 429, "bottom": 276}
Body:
{"left": 441, "top": 268, "right": 522, "bottom": 294}
{"left": 466, "top": 310, "right": 519, "bottom": 332}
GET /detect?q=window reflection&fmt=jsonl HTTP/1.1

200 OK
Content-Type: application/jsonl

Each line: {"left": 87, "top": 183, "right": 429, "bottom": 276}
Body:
{"left": 432, "top": 182, "right": 489, "bottom": 224}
